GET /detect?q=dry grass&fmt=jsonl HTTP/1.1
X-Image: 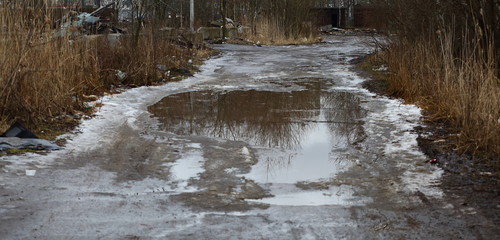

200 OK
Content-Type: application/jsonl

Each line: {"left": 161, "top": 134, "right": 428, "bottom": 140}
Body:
{"left": 94, "top": 32, "right": 196, "bottom": 87}
{"left": 383, "top": 35, "right": 500, "bottom": 155}
{"left": 368, "top": 0, "right": 500, "bottom": 156}
{"left": 239, "top": 0, "right": 318, "bottom": 45}
{"left": 0, "top": 6, "right": 203, "bottom": 134}
{"left": 1, "top": 8, "right": 98, "bottom": 128}
{"left": 243, "top": 17, "right": 318, "bottom": 45}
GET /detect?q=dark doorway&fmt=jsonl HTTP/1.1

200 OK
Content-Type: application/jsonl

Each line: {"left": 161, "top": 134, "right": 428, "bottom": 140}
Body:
{"left": 331, "top": 14, "right": 339, "bottom": 27}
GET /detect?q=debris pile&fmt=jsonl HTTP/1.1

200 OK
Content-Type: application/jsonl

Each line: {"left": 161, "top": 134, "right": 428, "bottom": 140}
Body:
{"left": 53, "top": 2, "right": 124, "bottom": 38}
{"left": 0, "top": 122, "right": 61, "bottom": 151}
{"left": 210, "top": 18, "right": 240, "bottom": 28}
{"left": 320, "top": 25, "right": 378, "bottom": 35}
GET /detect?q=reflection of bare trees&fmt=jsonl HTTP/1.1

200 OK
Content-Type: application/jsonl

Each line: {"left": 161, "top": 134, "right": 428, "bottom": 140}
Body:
{"left": 323, "top": 91, "right": 365, "bottom": 144}
{"left": 149, "top": 89, "right": 320, "bottom": 149}
{"left": 262, "top": 153, "right": 297, "bottom": 181}
{"left": 149, "top": 84, "right": 366, "bottom": 151}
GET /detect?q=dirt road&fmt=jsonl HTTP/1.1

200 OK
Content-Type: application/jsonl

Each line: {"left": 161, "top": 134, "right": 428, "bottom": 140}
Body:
{"left": 0, "top": 36, "right": 496, "bottom": 239}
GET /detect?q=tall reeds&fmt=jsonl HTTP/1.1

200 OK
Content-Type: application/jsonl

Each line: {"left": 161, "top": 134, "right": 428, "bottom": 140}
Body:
{"left": 244, "top": 17, "right": 317, "bottom": 45}
{"left": 239, "top": 0, "right": 318, "bottom": 45}
{"left": 0, "top": 3, "right": 199, "bottom": 133}
{"left": 372, "top": 0, "right": 499, "bottom": 155}
{"left": 0, "top": 6, "right": 98, "bottom": 127}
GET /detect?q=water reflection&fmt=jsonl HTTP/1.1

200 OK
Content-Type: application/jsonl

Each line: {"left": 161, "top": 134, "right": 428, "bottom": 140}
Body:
{"left": 323, "top": 92, "right": 366, "bottom": 145}
{"left": 149, "top": 82, "right": 365, "bottom": 153}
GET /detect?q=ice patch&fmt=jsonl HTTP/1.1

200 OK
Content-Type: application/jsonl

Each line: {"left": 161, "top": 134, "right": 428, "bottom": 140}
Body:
{"left": 400, "top": 166, "right": 444, "bottom": 198}
{"left": 363, "top": 97, "right": 444, "bottom": 198}
{"left": 248, "top": 184, "right": 368, "bottom": 206}
{"left": 168, "top": 148, "right": 205, "bottom": 192}
{"left": 241, "top": 147, "right": 252, "bottom": 162}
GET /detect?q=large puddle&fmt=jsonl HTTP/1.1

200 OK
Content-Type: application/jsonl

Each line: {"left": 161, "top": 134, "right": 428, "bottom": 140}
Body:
{"left": 143, "top": 38, "right": 440, "bottom": 207}
{"left": 149, "top": 80, "right": 366, "bottom": 184}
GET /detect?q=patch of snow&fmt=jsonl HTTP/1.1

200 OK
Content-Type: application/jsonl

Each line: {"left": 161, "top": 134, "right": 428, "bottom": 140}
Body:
{"left": 363, "top": 97, "right": 444, "bottom": 198}
{"left": 241, "top": 147, "right": 252, "bottom": 162}
{"left": 400, "top": 166, "right": 444, "bottom": 198}
{"left": 224, "top": 168, "right": 240, "bottom": 174}
{"left": 167, "top": 148, "right": 205, "bottom": 192}
{"left": 25, "top": 170, "right": 36, "bottom": 176}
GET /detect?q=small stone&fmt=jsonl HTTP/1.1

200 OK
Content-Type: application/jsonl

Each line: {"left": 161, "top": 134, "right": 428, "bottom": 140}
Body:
{"left": 25, "top": 170, "right": 36, "bottom": 176}
{"left": 241, "top": 147, "right": 250, "bottom": 155}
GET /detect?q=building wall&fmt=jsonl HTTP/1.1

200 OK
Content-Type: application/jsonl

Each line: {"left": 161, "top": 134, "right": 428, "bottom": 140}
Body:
{"left": 312, "top": 8, "right": 348, "bottom": 28}
{"left": 353, "top": 4, "right": 384, "bottom": 29}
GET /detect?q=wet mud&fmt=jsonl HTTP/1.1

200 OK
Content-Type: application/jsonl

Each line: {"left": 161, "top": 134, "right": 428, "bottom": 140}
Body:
{"left": 417, "top": 125, "right": 500, "bottom": 236}
{"left": 355, "top": 56, "right": 500, "bottom": 237}
{"left": 171, "top": 139, "right": 271, "bottom": 211}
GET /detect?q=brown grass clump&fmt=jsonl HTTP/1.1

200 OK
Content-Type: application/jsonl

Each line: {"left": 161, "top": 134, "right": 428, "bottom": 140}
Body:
{"left": 94, "top": 32, "right": 196, "bottom": 88}
{"left": 0, "top": 8, "right": 98, "bottom": 128}
{"left": 368, "top": 0, "right": 500, "bottom": 156}
{"left": 0, "top": 6, "right": 204, "bottom": 135}
{"left": 382, "top": 35, "right": 499, "bottom": 155}
{"left": 243, "top": 17, "right": 318, "bottom": 45}
{"left": 239, "top": 0, "right": 318, "bottom": 45}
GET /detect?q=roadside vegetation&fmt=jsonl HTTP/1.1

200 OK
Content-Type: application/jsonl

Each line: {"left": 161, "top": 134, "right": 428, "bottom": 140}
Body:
{"left": 0, "top": 3, "right": 208, "bottom": 137}
{"left": 369, "top": 0, "right": 499, "bottom": 156}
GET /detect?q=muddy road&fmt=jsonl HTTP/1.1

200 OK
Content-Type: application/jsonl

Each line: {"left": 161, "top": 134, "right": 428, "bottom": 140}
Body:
{"left": 0, "top": 36, "right": 496, "bottom": 239}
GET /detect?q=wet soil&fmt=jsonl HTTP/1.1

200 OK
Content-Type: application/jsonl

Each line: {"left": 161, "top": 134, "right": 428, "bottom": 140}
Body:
{"left": 171, "top": 138, "right": 271, "bottom": 212}
{"left": 417, "top": 124, "right": 500, "bottom": 234}
{"left": 356, "top": 57, "right": 500, "bottom": 237}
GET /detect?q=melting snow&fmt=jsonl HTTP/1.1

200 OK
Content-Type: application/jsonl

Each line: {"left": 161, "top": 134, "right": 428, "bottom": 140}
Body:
{"left": 168, "top": 144, "right": 205, "bottom": 192}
